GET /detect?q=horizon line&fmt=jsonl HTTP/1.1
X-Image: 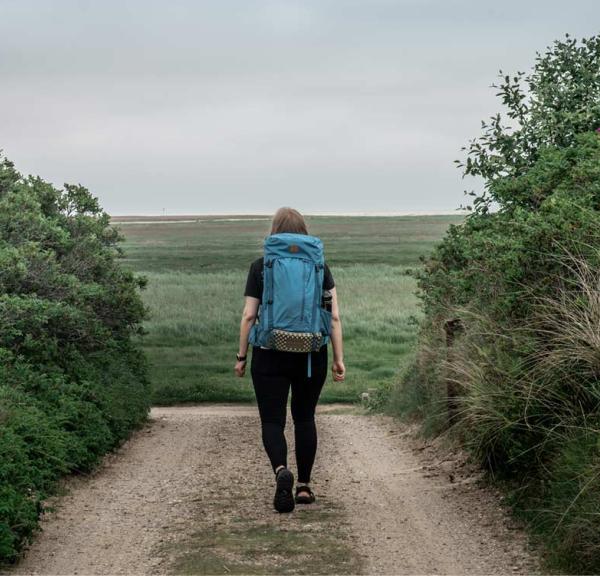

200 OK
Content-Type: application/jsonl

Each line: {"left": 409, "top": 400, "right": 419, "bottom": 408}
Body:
{"left": 110, "top": 210, "right": 467, "bottom": 220}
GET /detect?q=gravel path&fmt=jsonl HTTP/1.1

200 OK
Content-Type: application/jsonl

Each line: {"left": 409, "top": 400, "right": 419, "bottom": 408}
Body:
{"left": 11, "top": 405, "right": 540, "bottom": 575}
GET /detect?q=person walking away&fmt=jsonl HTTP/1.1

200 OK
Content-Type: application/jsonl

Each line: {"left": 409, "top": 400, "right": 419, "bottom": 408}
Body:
{"left": 234, "top": 207, "right": 345, "bottom": 513}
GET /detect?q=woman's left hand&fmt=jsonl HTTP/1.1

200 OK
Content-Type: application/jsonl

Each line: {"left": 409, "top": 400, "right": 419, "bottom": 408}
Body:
{"left": 234, "top": 360, "right": 247, "bottom": 377}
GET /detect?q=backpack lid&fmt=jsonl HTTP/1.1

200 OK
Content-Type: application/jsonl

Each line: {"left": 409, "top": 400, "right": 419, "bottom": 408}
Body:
{"left": 264, "top": 233, "right": 324, "bottom": 264}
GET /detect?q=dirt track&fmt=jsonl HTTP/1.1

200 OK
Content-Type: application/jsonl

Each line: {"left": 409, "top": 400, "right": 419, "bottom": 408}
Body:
{"left": 12, "top": 405, "right": 541, "bottom": 575}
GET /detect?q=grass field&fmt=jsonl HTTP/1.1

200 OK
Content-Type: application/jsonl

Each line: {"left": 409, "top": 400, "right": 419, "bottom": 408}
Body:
{"left": 115, "top": 215, "right": 462, "bottom": 404}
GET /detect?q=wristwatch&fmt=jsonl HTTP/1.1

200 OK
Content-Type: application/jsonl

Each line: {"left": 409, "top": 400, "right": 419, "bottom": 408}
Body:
{"left": 236, "top": 353, "right": 247, "bottom": 362}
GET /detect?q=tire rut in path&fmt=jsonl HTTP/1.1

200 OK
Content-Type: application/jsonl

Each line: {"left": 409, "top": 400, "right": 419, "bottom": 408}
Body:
{"left": 11, "top": 405, "right": 541, "bottom": 575}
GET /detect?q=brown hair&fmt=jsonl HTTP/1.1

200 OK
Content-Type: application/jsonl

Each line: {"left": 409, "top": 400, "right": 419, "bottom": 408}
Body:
{"left": 270, "top": 207, "right": 308, "bottom": 235}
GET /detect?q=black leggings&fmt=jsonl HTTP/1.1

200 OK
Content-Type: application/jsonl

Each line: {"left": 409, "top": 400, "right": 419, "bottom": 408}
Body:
{"left": 250, "top": 345, "right": 328, "bottom": 484}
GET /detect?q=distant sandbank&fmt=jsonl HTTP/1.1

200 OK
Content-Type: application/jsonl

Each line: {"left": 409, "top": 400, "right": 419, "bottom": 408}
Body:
{"left": 111, "top": 211, "right": 466, "bottom": 224}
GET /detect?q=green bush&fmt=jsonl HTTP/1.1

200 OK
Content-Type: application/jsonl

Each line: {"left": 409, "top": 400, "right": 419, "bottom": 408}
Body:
{"left": 0, "top": 156, "right": 149, "bottom": 563}
{"left": 411, "top": 135, "right": 600, "bottom": 572}
{"left": 401, "top": 34, "right": 600, "bottom": 573}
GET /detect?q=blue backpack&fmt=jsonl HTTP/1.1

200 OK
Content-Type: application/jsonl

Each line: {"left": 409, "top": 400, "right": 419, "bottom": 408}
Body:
{"left": 249, "top": 233, "right": 332, "bottom": 373}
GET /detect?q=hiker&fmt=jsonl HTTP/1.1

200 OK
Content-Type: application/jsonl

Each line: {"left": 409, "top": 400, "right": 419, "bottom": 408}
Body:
{"left": 234, "top": 207, "right": 345, "bottom": 513}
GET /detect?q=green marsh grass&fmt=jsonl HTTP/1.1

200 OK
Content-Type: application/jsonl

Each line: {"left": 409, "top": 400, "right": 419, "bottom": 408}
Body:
{"left": 117, "top": 215, "right": 461, "bottom": 404}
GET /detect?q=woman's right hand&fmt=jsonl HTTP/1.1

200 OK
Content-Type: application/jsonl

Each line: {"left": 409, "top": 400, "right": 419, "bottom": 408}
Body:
{"left": 234, "top": 360, "right": 247, "bottom": 377}
{"left": 332, "top": 359, "right": 345, "bottom": 382}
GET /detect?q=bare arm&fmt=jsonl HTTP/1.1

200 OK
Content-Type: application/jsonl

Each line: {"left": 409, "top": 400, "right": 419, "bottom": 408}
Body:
{"left": 329, "top": 287, "right": 345, "bottom": 381}
{"left": 235, "top": 296, "right": 259, "bottom": 377}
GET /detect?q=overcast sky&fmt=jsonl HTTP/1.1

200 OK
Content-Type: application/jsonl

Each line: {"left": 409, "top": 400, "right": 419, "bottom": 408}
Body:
{"left": 1, "top": 1, "right": 599, "bottom": 215}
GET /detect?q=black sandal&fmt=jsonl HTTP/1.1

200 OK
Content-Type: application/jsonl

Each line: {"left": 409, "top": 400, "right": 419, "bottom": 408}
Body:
{"left": 274, "top": 468, "right": 295, "bottom": 513}
{"left": 295, "top": 485, "right": 316, "bottom": 504}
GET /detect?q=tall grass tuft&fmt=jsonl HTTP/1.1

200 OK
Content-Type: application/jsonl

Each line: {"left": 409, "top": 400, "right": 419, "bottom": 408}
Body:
{"left": 525, "top": 254, "right": 600, "bottom": 571}
{"left": 534, "top": 253, "right": 600, "bottom": 392}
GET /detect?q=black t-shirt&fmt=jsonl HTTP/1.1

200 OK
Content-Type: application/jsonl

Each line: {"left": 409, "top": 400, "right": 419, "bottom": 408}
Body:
{"left": 244, "top": 257, "right": 335, "bottom": 301}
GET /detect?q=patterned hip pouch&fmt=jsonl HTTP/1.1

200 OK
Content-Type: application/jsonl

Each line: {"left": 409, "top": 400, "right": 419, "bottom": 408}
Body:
{"left": 269, "top": 329, "right": 323, "bottom": 353}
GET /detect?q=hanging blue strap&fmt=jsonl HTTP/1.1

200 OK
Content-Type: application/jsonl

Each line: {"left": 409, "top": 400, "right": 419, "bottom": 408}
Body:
{"left": 307, "top": 354, "right": 312, "bottom": 378}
